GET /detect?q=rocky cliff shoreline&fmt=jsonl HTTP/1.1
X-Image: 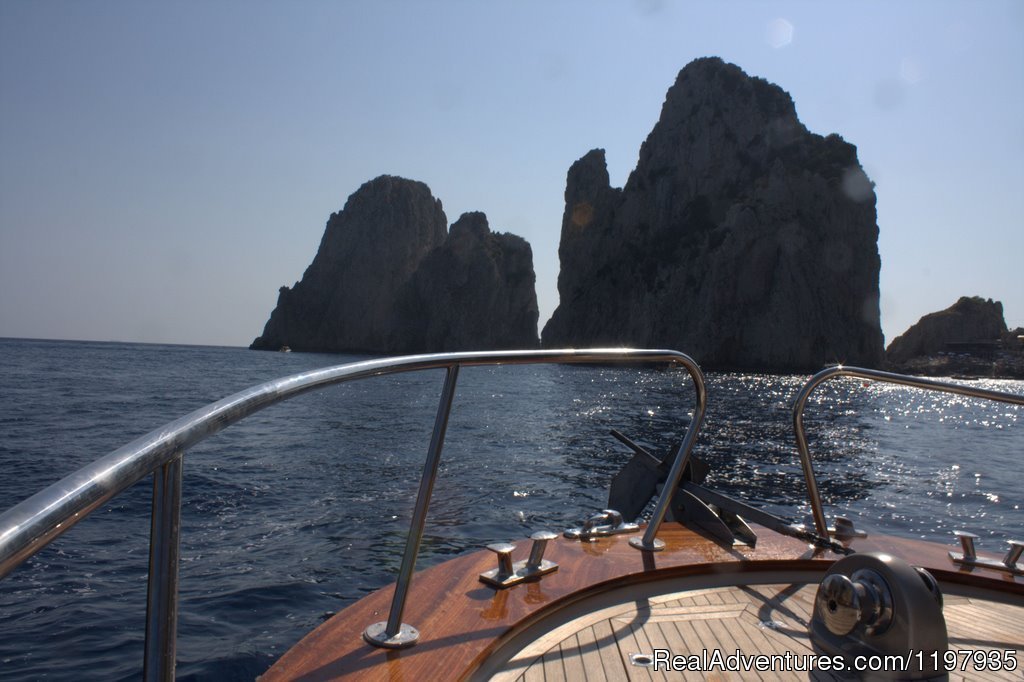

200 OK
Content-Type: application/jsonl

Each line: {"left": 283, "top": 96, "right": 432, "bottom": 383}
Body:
{"left": 887, "top": 350, "right": 1024, "bottom": 380}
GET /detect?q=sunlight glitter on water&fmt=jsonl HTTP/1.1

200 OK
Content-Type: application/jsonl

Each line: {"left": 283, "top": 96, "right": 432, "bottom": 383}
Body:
{"left": 0, "top": 341, "right": 1021, "bottom": 681}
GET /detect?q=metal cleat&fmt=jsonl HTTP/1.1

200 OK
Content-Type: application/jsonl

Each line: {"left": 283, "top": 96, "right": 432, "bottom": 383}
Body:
{"left": 948, "top": 531, "right": 1023, "bottom": 576}
{"left": 516, "top": 531, "right": 559, "bottom": 579}
{"left": 1002, "top": 540, "right": 1023, "bottom": 570}
{"left": 480, "top": 533, "right": 559, "bottom": 588}
{"left": 953, "top": 530, "right": 979, "bottom": 560}
{"left": 829, "top": 516, "right": 868, "bottom": 542}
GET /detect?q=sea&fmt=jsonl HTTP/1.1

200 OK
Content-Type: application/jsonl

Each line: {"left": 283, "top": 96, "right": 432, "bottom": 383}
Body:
{"left": 0, "top": 338, "right": 1020, "bottom": 680}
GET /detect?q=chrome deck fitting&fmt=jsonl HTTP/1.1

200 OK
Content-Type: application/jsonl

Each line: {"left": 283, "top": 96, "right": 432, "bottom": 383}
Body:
{"left": 564, "top": 509, "right": 639, "bottom": 541}
{"left": 362, "top": 621, "right": 420, "bottom": 649}
{"left": 479, "top": 531, "right": 559, "bottom": 588}
{"left": 828, "top": 516, "right": 868, "bottom": 542}
{"left": 811, "top": 553, "right": 947, "bottom": 677}
{"left": 948, "top": 531, "right": 1024, "bottom": 575}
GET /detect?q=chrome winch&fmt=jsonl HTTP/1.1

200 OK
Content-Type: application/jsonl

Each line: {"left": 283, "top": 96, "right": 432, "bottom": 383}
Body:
{"left": 810, "top": 552, "right": 948, "bottom": 680}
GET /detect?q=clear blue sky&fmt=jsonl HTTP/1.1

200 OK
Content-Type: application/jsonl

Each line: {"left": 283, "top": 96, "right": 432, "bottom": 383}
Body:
{"left": 1, "top": 1, "right": 1021, "bottom": 348}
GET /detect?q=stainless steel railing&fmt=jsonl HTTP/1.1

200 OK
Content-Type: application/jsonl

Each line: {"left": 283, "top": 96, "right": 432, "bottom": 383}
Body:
{"left": 0, "top": 348, "right": 705, "bottom": 677}
{"left": 792, "top": 365, "right": 1024, "bottom": 539}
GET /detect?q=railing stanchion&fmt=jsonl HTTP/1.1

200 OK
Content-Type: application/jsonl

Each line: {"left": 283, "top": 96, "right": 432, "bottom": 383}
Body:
{"left": 792, "top": 366, "right": 1024, "bottom": 543}
{"left": 143, "top": 453, "right": 183, "bottom": 681}
{"left": 0, "top": 349, "right": 718, "bottom": 661}
{"left": 792, "top": 369, "right": 836, "bottom": 539}
{"left": 364, "top": 364, "right": 461, "bottom": 648}
{"left": 630, "top": 359, "right": 707, "bottom": 552}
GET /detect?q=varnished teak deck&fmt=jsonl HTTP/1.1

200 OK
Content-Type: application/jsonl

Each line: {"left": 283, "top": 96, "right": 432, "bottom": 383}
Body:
{"left": 494, "top": 584, "right": 1022, "bottom": 681}
{"left": 261, "top": 523, "right": 1023, "bottom": 680}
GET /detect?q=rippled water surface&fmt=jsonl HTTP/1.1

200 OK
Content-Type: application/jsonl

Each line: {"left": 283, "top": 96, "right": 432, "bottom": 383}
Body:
{"left": 0, "top": 339, "right": 1020, "bottom": 680}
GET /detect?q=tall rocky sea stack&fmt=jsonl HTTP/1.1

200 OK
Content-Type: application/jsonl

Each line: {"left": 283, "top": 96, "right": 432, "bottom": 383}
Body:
{"left": 251, "top": 176, "right": 539, "bottom": 353}
{"left": 542, "top": 57, "right": 884, "bottom": 370}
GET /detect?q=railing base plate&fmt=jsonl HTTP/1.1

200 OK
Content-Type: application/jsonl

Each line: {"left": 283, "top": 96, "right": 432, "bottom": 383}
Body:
{"left": 629, "top": 536, "right": 665, "bottom": 552}
{"left": 363, "top": 621, "right": 419, "bottom": 649}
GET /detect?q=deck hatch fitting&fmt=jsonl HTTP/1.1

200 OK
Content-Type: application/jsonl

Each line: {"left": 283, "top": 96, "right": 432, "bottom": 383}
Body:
{"left": 629, "top": 653, "right": 655, "bottom": 667}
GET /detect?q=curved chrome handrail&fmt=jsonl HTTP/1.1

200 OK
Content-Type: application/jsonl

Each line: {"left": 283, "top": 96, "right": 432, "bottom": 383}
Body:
{"left": 0, "top": 348, "right": 705, "bottom": 677}
{"left": 793, "top": 365, "right": 1024, "bottom": 539}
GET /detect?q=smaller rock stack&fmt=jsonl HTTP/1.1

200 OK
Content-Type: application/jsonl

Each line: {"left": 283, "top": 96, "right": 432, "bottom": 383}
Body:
{"left": 885, "top": 297, "right": 1023, "bottom": 377}
{"left": 251, "top": 176, "right": 539, "bottom": 353}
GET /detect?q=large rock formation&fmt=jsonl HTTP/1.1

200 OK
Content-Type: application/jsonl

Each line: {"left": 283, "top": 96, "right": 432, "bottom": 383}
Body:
{"left": 542, "top": 57, "right": 884, "bottom": 370}
{"left": 886, "top": 297, "right": 1008, "bottom": 364}
{"left": 388, "top": 212, "right": 539, "bottom": 352}
{"left": 251, "top": 176, "right": 539, "bottom": 353}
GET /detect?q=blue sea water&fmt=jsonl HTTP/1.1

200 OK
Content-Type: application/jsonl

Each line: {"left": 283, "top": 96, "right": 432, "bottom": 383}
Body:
{"left": 0, "top": 338, "right": 1020, "bottom": 680}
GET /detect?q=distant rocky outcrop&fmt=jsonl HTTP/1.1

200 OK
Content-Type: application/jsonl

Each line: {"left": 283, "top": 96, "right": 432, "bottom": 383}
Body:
{"left": 541, "top": 57, "right": 884, "bottom": 370}
{"left": 885, "top": 297, "right": 1023, "bottom": 377}
{"left": 887, "top": 297, "right": 1007, "bottom": 364}
{"left": 251, "top": 176, "right": 539, "bottom": 353}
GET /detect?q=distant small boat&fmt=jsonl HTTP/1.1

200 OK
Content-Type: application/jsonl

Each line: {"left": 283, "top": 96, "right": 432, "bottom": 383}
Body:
{"left": 278, "top": 345, "right": 291, "bottom": 352}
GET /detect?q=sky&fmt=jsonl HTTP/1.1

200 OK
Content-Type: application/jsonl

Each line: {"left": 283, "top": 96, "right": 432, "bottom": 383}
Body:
{"left": 1, "top": 1, "right": 1021, "bottom": 349}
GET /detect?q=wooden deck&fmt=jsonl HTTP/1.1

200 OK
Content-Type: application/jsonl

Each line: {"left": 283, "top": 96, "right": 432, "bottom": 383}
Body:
{"left": 493, "top": 583, "right": 1023, "bottom": 681}
{"left": 261, "top": 523, "right": 1023, "bottom": 681}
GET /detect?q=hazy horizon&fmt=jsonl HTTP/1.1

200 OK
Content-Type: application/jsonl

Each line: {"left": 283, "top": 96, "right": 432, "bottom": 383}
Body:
{"left": 2, "top": 2, "right": 1021, "bottom": 350}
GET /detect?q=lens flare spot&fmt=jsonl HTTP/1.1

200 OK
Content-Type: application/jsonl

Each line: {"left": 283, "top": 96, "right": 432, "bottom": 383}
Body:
{"left": 571, "top": 202, "right": 594, "bottom": 228}
{"left": 766, "top": 18, "right": 794, "bottom": 49}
